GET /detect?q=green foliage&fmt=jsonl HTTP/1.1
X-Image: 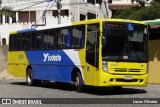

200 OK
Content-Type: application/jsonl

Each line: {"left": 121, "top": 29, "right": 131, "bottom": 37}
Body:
{"left": 113, "top": 2, "right": 160, "bottom": 21}
{"left": 114, "top": 8, "right": 137, "bottom": 19}
{"left": 153, "top": 0, "right": 160, "bottom": 3}
{"left": 0, "top": 7, "right": 16, "bottom": 18}
{"left": 129, "top": 3, "right": 160, "bottom": 20}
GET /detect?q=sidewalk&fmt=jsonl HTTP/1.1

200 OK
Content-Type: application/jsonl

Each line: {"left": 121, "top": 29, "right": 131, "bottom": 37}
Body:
{"left": 0, "top": 69, "right": 23, "bottom": 80}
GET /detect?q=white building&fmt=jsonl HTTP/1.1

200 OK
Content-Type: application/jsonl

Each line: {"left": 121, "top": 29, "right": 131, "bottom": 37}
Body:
{"left": 0, "top": 0, "right": 71, "bottom": 45}
{"left": 0, "top": 0, "right": 152, "bottom": 45}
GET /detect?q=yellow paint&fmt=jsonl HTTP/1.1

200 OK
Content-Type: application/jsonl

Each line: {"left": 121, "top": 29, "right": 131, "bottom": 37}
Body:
{"left": 97, "top": 62, "right": 148, "bottom": 86}
{"left": 108, "top": 62, "right": 146, "bottom": 75}
{"left": 9, "top": 31, "right": 17, "bottom": 35}
{"left": 7, "top": 51, "right": 28, "bottom": 78}
{"left": 74, "top": 18, "right": 148, "bottom": 86}
{"left": 72, "top": 18, "right": 146, "bottom": 26}
{"left": 7, "top": 18, "right": 148, "bottom": 87}
{"left": 99, "top": 71, "right": 148, "bottom": 86}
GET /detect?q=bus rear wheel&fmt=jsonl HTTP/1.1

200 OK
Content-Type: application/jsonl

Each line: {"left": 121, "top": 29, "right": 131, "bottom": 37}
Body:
{"left": 26, "top": 69, "right": 41, "bottom": 86}
{"left": 74, "top": 72, "right": 84, "bottom": 92}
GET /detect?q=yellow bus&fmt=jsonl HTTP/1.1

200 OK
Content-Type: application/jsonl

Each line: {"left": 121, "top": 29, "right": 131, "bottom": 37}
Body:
{"left": 8, "top": 18, "right": 149, "bottom": 92}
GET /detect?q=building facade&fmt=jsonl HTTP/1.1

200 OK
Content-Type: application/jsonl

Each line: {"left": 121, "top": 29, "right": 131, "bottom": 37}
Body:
{"left": 0, "top": 0, "right": 152, "bottom": 45}
{"left": 0, "top": 0, "right": 71, "bottom": 45}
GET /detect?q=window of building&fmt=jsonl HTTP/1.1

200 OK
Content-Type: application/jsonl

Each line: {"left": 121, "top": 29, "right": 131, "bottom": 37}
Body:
{"left": 0, "top": 15, "right": 2, "bottom": 24}
{"left": 53, "top": 9, "right": 69, "bottom": 18}
{"left": 87, "top": 12, "right": 96, "bottom": 20}
{"left": 80, "top": 14, "right": 86, "bottom": 21}
{"left": 5, "top": 16, "right": 9, "bottom": 23}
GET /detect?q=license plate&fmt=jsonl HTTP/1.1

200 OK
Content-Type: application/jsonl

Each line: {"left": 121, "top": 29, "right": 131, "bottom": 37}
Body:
{"left": 124, "top": 76, "right": 132, "bottom": 80}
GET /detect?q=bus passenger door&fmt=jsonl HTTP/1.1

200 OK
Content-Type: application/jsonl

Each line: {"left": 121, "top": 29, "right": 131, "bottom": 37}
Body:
{"left": 85, "top": 31, "right": 99, "bottom": 86}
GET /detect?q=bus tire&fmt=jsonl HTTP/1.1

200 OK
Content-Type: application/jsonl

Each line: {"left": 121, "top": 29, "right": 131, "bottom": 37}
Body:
{"left": 74, "top": 72, "right": 84, "bottom": 92}
{"left": 26, "top": 69, "right": 40, "bottom": 86}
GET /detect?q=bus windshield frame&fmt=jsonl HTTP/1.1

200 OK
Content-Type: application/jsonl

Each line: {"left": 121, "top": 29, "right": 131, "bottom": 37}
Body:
{"left": 102, "top": 22, "right": 149, "bottom": 63}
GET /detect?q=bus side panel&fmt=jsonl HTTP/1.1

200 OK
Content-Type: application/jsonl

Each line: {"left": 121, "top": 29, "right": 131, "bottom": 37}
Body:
{"left": 7, "top": 51, "right": 29, "bottom": 78}
{"left": 25, "top": 50, "right": 81, "bottom": 83}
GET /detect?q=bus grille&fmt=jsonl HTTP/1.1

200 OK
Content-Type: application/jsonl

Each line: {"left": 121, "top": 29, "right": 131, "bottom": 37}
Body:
{"left": 112, "top": 68, "right": 141, "bottom": 73}
{"left": 116, "top": 79, "right": 138, "bottom": 82}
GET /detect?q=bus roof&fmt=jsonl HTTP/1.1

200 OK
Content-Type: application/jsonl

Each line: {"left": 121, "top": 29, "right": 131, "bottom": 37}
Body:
{"left": 9, "top": 18, "right": 146, "bottom": 34}
{"left": 72, "top": 18, "right": 145, "bottom": 25}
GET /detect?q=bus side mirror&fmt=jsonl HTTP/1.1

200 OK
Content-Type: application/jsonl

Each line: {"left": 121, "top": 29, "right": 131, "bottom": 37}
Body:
{"left": 102, "top": 36, "right": 106, "bottom": 46}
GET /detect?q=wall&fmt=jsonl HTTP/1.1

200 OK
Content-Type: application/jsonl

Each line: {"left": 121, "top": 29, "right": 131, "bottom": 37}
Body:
{"left": 70, "top": 0, "right": 109, "bottom": 21}
{"left": 148, "top": 40, "right": 160, "bottom": 84}
{"left": 0, "top": 23, "right": 32, "bottom": 45}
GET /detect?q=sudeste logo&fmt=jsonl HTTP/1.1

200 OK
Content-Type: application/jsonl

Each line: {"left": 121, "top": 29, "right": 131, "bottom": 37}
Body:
{"left": 43, "top": 53, "right": 61, "bottom": 62}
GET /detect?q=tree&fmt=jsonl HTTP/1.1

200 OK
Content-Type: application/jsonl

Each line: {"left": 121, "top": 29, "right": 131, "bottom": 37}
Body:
{"left": 0, "top": 0, "right": 15, "bottom": 18}
{"left": 129, "top": 2, "right": 160, "bottom": 20}
{"left": 153, "top": 0, "right": 160, "bottom": 2}
{"left": 115, "top": 8, "right": 137, "bottom": 19}
{"left": 0, "top": 7, "right": 16, "bottom": 18}
{"left": 113, "top": 1, "right": 160, "bottom": 21}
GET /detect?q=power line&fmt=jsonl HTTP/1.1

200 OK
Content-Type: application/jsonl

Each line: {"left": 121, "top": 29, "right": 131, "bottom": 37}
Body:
{"left": 48, "top": 1, "right": 56, "bottom": 11}
{"left": 2, "top": 0, "right": 44, "bottom": 10}
{"left": 2, "top": 1, "right": 89, "bottom": 11}
{"left": 18, "top": 1, "right": 46, "bottom": 11}
{"left": 35, "top": 1, "right": 52, "bottom": 24}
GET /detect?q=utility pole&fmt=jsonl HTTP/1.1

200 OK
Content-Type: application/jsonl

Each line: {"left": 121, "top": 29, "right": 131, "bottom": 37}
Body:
{"left": 56, "top": 0, "right": 62, "bottom": 24}
{"left": 0, "top": 0, "right": 2, "bottom": 8}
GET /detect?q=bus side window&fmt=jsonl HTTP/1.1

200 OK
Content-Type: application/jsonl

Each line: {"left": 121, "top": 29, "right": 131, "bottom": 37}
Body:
{"left": 71, "top": 26, "right": 84, "bottom": 48}
{"left": 56, "top": 29, "right": 61, "bottom": 49}
{"left": 17, "top": 34, "right": 22, "bottom": 50}
{"left": 31, "top": 32, "right": 36, "bottom": 49}
{"left": 43, "top": 30, "right": 55, "bottom": 49}
{"left": 61, "top": 28, "right": 70, "bottom": 49}
{"left": 9, "top": 34, "right": 17, "bottom": 50}
{"left": 36, "top": 32, "right": 43, "bottom": 49}
{"left": 48, "top": 30, "right": 55, "bottom": 49}
{"left": 56, "top": 28, "right": 70, "bottom": 49}
{"left": 31, "top": 32, "right": 43, "bottom": 50}
{"left": 22, "top": 33, "right": 31, "bottom": 50}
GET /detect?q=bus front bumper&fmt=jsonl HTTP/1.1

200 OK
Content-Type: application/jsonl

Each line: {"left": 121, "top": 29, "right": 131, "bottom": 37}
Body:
{"left": 99, "top": 73, "right": 148, "bottom": 87}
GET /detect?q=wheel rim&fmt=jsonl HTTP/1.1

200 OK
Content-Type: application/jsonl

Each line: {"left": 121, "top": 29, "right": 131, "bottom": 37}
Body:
{"left": 27, "top": 72, "right": 32, "bottom": 83}
{"left": 75, "top": 77, "right": 79, "bottom": 87}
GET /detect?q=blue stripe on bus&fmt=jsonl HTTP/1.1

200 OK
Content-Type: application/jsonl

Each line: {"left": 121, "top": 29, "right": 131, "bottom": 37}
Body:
{"left": 17, "top": 29, "right": 36, "bottom": 33}
{"left": 25, "top": 50, "right": 75, "bottom": 83}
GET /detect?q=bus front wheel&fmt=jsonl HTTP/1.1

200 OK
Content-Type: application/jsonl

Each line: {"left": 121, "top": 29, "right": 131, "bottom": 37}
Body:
{"left": 74, "top": 72, "right": 84, "bottom": 92}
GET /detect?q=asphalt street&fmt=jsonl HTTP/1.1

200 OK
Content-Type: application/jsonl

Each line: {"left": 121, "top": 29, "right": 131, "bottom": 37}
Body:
{"left": 0, "top": 79, "right": 160, "bottom": 107}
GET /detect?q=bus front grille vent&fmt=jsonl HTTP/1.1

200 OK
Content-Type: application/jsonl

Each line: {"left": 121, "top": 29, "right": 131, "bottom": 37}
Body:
{"left": 113, "top": 68, "right": 141, "bottom": 72}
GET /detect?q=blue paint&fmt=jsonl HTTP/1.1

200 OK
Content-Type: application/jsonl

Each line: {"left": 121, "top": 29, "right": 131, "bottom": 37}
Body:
{"left": 25, "top": 50, "right": 75, "bottom": 83}
{"left": 17, "top": 29, "right": 36, "bottom": 33}
{"left": 128, "top": 24, "right": 134, "bottom": 31}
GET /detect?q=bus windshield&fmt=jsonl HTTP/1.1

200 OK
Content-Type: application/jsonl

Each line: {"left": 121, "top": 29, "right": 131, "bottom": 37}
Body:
{"left": 102, "top": 22, "right": 148, "bottom": 63}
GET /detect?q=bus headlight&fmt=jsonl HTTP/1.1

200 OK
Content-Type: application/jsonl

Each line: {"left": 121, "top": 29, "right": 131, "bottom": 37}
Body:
{"left": 102, "top": 61, "right": 108, "bottom": 72}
